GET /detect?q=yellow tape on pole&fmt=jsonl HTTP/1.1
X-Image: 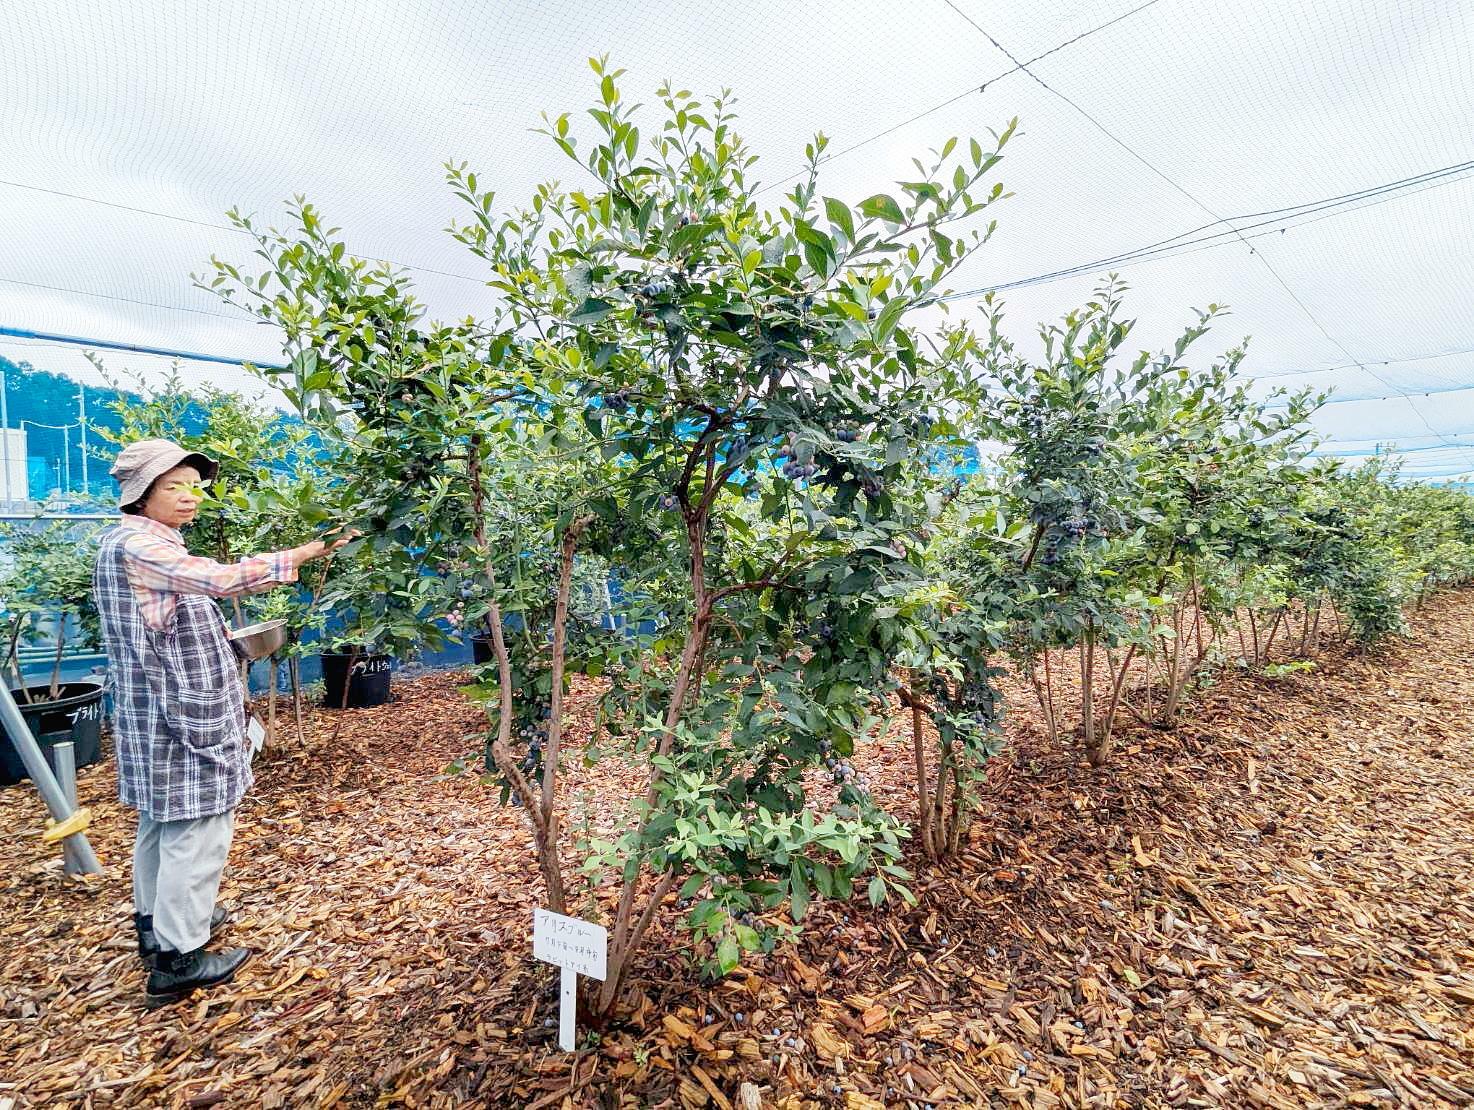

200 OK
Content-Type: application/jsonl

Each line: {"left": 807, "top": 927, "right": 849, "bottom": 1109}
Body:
{"left": 42, "top": 806, "right": 92, "bottom": 844}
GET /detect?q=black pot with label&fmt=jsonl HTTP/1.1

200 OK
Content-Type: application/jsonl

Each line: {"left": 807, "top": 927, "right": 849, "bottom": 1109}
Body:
{"left": 320, "top": 651, "right": 393, "bottom": 708}
{"left": 1, "top": 680, "right": 106, "bottom": 787}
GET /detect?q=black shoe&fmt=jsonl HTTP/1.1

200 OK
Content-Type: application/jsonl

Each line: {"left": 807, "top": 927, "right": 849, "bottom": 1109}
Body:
{"left": 145, "top": 945, "right": 251, "bottom": 1009}
{"left": 135, "top": 905, "right": 232, "bottom": 968}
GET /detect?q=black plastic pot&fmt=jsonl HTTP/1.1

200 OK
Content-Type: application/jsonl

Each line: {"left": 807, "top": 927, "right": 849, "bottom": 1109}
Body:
{"left": 320, "top": 651, "right": 393, "bottom": 708}
{"left": 1, "top": 680, "right": 106, "bottom": 788}
{"left": 471, "top": 633, "right": 494, "bottom": 665}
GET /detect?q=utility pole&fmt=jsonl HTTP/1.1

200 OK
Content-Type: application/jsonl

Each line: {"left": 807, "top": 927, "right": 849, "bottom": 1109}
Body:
{"left": 0, "top": 360, "right": 10, "bottom": 511}
{"left": 62, "top": 424, "right": 71, "bottom": 495}
{"left": 79, "top": 384, "right": 89, "bottom": 496}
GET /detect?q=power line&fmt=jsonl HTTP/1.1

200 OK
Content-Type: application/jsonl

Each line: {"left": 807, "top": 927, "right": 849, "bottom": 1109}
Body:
{"left": 0, "top": 178, "right": 485, "bottom": 284}
{"left": 0, "top": 276, "right": 242, "bottom": 320}
{"left": 1252, "top": 345, "right": 1474, "bottom": 382}
{"left": 1297, "top": 381, "right": 1474, "bottom": 407}
{"left": 937, "top": 0, "right": 1474, "bottom": 475}
{"left": 1313, "top": 441, "right": 1474, "bottom": 457}
{"left": 1380, "top": 464, "right": 1474, "bottom": 476}
{"left": 943, "top": 158, "right": 1474, "bottom": 298}
{"left": 1096, "top": 161, "right": 1474, "bottom": 264}
{"left": 1315, "top": 429, "right": 1474, "bottom": 447}
{"left": 754, "top": 0, "right": 1165, "bottom": 196}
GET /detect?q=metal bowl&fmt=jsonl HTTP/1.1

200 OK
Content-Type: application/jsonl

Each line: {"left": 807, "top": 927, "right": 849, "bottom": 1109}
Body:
{"left": 228, "top": 619, "right": 287, "bottom": 660}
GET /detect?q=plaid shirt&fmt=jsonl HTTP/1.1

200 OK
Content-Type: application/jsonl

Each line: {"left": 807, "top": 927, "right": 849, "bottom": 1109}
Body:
{"left": 118, "top": 515, "right": 298, "bottom": 630}
{"left": 94, "top": 518, "right": 298, "bottom": 821}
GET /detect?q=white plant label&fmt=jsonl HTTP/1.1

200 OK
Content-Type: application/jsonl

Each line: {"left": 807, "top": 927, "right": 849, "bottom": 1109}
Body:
{"left": 532, "top": 909, "right": 607, "bottom": 1052}
{"left": 247, "top": 716, "right": 266, "bottom": 756}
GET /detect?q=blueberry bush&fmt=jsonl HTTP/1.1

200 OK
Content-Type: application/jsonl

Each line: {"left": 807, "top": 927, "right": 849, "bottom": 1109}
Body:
{"left": 441, "top": 59, "right": 1017, "bottom": 1015}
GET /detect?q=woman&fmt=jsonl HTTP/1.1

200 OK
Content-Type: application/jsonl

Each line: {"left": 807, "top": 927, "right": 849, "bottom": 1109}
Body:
{"left": 95, "top": 438, "right": 345, "bottom": 1008}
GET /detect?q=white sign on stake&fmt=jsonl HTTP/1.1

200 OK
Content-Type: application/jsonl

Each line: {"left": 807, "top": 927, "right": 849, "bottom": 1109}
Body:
{"left": 532, "top": 908, "right": 608, "bottom": 1051}
{"left": 247, "top": 716, "right": 266, "bottom": 757}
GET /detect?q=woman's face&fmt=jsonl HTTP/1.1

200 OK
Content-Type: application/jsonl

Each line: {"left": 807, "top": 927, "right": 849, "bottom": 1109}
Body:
{"left": 141, "top": 465, "right": 205, "bottom": 528}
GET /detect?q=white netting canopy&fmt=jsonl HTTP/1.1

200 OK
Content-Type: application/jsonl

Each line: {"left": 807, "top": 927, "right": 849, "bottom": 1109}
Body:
{"left": 3, "top": 0, "right": 1471, "bottom": 477}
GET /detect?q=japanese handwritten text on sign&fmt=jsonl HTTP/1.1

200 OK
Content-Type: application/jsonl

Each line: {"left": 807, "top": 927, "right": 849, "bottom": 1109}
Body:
{"left": 532, "top": 909, "right": 607, "bottom": 980}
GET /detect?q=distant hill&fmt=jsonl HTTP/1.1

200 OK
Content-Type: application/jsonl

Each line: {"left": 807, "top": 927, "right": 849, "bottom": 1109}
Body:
{"left": 0, "top": 355, "right": 294, "bottom": 500}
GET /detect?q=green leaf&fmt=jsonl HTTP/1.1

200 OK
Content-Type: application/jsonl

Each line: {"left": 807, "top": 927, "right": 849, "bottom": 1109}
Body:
{"left": 813, "top": 862, "right": 836, "bottom": 898}
{"left": 802, "top": 238, "right": 833, "bottom": 279}
{"left": 858, "top": 194, "right": 904, "bottom": 223}
{"left": 874, "top": 296, "right": 909, "bottom": 345}
{"left": 789, "top": 866, "right": 810, "bottom": 921}
{"left": 868, "top": 875, "right": 885, "bottom": 907}
{"left": 823, "top": 197, "right": 856, "bottom": 242}
{"left": 716, "top": 934, "right": 741, "bottom": 974}
{"left": 669, "top": 223, "right": 709, "bottom": 255}
{"left": 569, "top": 297, "right": 613, "bottom": 325}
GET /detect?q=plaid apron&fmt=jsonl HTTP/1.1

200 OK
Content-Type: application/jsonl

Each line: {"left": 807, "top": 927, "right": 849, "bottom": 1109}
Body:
{"left": 93, "top": 526, "right": 252, "bottom": 821}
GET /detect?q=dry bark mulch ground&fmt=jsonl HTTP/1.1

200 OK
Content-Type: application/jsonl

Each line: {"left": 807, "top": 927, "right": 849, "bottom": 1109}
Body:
{"left": 2, "top": 595, "right": 1473, "bottom": 1109}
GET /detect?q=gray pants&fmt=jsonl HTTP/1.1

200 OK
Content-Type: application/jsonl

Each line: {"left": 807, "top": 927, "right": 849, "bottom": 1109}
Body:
{"left": 132, "top": 810, "right": 235, "bottom": 952}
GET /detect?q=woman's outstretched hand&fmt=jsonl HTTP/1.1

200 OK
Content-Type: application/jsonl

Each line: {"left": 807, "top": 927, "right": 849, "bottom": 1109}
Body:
{"left": 290, "top": 526, "right": 361, "bottom": 568}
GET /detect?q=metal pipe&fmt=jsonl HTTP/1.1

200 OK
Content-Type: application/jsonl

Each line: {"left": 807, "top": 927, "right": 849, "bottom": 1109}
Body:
{"left": 54, "top": 741, "right": 83, "bottom": 876}
{"left": 0, "top": 325, "right": 287, "bottom": 370}
{"left": 0, "top": 682, "right": 103, "bottom": 874}
{"left": 0, "top": 513, "right": 118, "bottom": 522}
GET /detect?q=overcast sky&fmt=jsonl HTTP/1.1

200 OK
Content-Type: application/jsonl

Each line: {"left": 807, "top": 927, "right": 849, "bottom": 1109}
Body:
{"left": 2, "top": 0, "right": 1471, "bottom": 476}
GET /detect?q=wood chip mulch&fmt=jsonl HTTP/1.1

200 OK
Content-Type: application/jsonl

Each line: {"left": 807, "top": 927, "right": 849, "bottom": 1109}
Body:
{"left": 3, "top": 594, "right": 1473, "bottom": 1109}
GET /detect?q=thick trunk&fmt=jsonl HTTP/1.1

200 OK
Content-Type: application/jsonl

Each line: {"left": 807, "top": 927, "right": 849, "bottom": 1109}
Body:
{"left": 1019, "top": 522, "right": 1046, "bottom": 571}
{"left": 1101, "top": 641, "right": 1139, "bottom": 751}
{"left": 338, "top": 645, "right": 357, "bottom": 711}
{"left": 1040, "top": 649, "right": 1058, "bottom": 743}
{"left": 469, "top": 437, "right": 566, "bottom": 915}
{"left": 929, "top": 741, "right": 951, "bottom": 852}
{"left": 1162, "top": 604, "right": 1185, "bottom": 723}
{"left": 1164, "top": 576, "right": 1216, "bottom": 722}
{"left": 598, "top": 608, "right": 709, "bottom": 1016}
{"left": 908, "top": 689, "right": 935, "bottom": 859}
{"left": 1262, "top": 610, "right": 1286, "bottom": 662}
{"left": 48, "top": 628, "right": 66, "bottom": 700}
{"left": 290, "top": 656, "right": 305, "bottom": 745}
{"left": 6, "top": 618, "right": 32, "bottom": 704}
{"left": 231, "top": 597, "right": 251, "bottom": 715}
{"left": 1143, "top": 649, "right": 1153, "bottom": 720}
{"left": 591, "top": 868, "right": 681, "bottom": 1023}
{"left": 1189, "top": 578, "right": 1205, "bottom": 663}
{"left": 1082, "top": 630, "right": 1103, "bottom": 765}
{"left": 267, "top": 658, "right": 278, "bottom": 748}
{"left": 539, "top": 515, "right": 593, "bottom": 875}
{"left": 946, "top": 763, "right": 964, "bottom": 855}
{"left": 600, "top": 445, "right": 719, "bottom": 1019}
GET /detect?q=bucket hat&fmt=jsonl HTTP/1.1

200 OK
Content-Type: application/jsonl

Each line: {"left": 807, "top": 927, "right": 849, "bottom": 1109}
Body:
{"left": 109, "top": 439, "right": 220, "bottom": 509}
